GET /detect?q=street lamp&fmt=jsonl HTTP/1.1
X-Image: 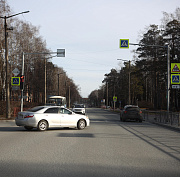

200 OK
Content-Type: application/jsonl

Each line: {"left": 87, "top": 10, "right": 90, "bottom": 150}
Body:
{"left": 117, "top": 59, "right": 131, "bottom": 105}
{"left": 0, "top": 11, "right": 29, "bottom": 118}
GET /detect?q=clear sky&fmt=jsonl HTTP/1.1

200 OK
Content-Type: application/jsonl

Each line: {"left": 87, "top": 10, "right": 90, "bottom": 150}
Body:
{"left": 7, "top": 0, "right": 179, "bottom": 97}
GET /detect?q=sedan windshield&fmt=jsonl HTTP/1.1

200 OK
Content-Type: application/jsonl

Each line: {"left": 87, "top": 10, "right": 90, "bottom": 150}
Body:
{"left": 126, "top": 107, "right": 140, "bottom": 112}
{"left": 74, "top": 105, "right": 84, "bottom": 108}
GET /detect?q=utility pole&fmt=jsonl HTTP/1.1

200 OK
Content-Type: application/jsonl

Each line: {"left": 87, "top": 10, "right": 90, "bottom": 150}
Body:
{"left": 57, "top": 72, "right": 65, "bottom": 96}
{"left": 4, "top": 16, "right": 10, "bottom": 118}
{"left": 58, "top": 73, "right": 59, "bottom": 95}
{"left": 166, "top": 44, "right": 170, "bottom": 112}
{"left": 128, "top": 60, "right": 131, "bottom": 105}
{"left": 45, "top": 57, "right": 47, "bottom": 104}
{"left": 69, "top": 86, "right": 70, "bottom": 108}
{"left": 106, "top": 82, "right": 108, "bottom": 108}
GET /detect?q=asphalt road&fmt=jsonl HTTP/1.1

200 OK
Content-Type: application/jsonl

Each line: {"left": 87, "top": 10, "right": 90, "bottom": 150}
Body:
{"left": 0, "top": 108, "right": 180, "bottom": 177}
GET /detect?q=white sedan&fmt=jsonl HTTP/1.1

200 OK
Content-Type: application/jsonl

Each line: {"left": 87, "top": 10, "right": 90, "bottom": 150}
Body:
{"left": 73, "top": 104, "right": 86, "bottom": 115}
{"left": 15, "top": 106, "right": 90, "bottom": 131}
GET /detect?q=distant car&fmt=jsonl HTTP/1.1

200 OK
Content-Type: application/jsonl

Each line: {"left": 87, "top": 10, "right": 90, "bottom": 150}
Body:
{"left": 120, "top": 105, "right": 143, "bottom": 122}
{"left": 73, "top": 104, "right": 86, "bottom": 115}
{"left": 15, "top": 106, "right": 90, "bottom": 131}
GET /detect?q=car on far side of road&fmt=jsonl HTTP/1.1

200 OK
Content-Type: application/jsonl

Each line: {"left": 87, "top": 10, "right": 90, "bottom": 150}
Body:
{"left": 120, "top": 105, "right": 143, "bottom": 122}
{"left": 15, "top": 106, "right": 90, "bottom": 131}
{"left": 73, "top": 104, "right": 86, "bottom": 115}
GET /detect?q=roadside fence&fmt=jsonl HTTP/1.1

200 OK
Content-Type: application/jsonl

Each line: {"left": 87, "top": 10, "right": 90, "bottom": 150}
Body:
{"left": 142, "top": 110, "right": 180, "bottom": 127}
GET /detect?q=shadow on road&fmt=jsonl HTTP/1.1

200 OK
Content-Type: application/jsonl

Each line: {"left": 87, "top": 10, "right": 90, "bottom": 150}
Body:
{"left": 119, "top": 123, "right": 180, "bottom": 163}
{"left": 59, "top": 133, "right": 95, "bottom": 138}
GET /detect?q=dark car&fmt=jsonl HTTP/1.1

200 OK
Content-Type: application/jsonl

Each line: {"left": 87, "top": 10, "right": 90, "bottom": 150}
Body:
{"left": 120, "top": 105, "right": 143, "bottom": 122}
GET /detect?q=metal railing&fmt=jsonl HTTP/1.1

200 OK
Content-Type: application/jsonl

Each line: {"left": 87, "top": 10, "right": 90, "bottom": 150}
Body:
{"left": 142, "top": 110, "right": 180, "bottom": 127}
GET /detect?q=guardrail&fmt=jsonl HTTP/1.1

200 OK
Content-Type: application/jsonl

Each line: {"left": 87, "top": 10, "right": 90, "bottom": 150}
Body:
{"left": 142, "top": 110, "right": 180, "bottom": 127}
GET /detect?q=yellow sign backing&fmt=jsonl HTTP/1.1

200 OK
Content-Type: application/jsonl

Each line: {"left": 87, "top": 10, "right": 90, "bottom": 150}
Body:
{"left": 119, "top": 39, "right": 129, "bottom": 48}
{"left": 11, "top": 77, "right": 20, "bottom": 86}
{"left": 171, "top": 63, "right": 180, "bottom": 73}
{"left": 171, "top": 74, "right": 180, "bottom": 84}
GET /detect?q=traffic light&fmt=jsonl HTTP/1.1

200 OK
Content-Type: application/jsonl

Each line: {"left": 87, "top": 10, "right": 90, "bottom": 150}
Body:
{"left": 20, "top": 75, "right": 25, "bottom": 90}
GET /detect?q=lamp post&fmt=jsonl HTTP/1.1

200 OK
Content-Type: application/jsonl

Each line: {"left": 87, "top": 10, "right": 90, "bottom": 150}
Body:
{"left": 0, "top": 11, "right": 29, "bottom": 118}
{"left": 117, "top": 59, "right": 131, "bottom": 105}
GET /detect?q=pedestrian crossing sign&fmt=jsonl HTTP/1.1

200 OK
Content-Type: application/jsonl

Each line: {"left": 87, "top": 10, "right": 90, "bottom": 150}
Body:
{"left": 120, "top": 39, "right": 129, "bottom": 48}
{"left": 171, "top": 63, "right": 180, "bottom": 73}
{"left": 171, "top": 74, "right": 180, "bottom": 84}
{"left": 11, "top": 77, "right": 20, "bottom": 86}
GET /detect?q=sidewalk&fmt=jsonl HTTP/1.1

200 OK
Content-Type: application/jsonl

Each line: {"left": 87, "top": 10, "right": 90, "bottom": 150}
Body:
{"left": 0, "top": 116, "right": 15, "bottom": 121}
